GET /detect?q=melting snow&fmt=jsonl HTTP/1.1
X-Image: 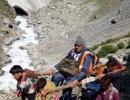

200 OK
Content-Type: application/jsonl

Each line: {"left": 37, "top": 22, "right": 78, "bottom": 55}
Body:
{"left": 0, "top": 16, "right": 38, "bottom": 93}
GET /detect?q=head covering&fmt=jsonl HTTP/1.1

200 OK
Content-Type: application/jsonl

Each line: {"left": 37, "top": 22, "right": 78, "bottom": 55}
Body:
{"left": 106, "top": 56, "right": 122, "bottom": 70}
{"left": 75, "top": 36, "right": 85, "bottom": 47}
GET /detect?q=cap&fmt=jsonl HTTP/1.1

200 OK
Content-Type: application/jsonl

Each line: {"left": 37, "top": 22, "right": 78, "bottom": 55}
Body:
{"left": 75, "top": 36, "right": 85, "bottom": 47}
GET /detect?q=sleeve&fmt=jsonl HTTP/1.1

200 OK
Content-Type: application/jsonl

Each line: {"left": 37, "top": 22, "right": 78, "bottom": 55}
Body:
{"left": 65, "top": 49, "right": 73, "bottom": 58}
{"left": 108, "top": 71, "right": 121, "bottom": 79}
{"left": 113, "top": 91, "right": 120, "bottom": 100}
{"left": 96, "top": 94, "right": 101, "bottom": 100}
{"left": 19, "top": 69, "right": 37, "bottom": 84}
{"left": 76, "top": 55, "right": 92, "bottom": 81}
{"left": 24, "top": 69, "right": 37, "bottom": 77}
{"left": 54, "top": 63, "right": 61, "bottom": 71}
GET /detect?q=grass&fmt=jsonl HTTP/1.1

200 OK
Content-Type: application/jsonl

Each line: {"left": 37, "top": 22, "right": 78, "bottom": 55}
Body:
{"left": 124, "top": 32, "right": 130, "bottom": 37}
{"left": 0, "top": 0, "right": 8, "bottom": 15}
{"left": 90, "top": 44, "right": 100, "bottom": 51}
{"left": 126, "top": 40, "right": 130, "bottom": 49}
{"left": 85, "top": 0, "right": 107, "bottom": 5}
{"left": 90, "top": 32, "right": 130, "bottom": 51}
{"left": 101, "top": 38, "right": 117, "bottom": 45}
{"left": 0, "top": 0, "right": 15, "bottom": 18}
{"left": 90, "top": 32, "right": 130, "bottom": 57}
{"left": 96, "top": 0, "right": 108, "bottom": 6}
{"left": 97, "top": 45, "right": 118, "bottom": 57}
{"left": 117, "top": 42, "right": 125, "bottom": 49}
{"left": 85, "top": 0, "right": 94, "bottom": 4}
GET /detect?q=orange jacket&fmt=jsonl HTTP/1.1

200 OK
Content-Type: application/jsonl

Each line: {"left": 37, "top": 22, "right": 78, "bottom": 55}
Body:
{"left": 79, "top": 51, "right": 93, "bottom": 74}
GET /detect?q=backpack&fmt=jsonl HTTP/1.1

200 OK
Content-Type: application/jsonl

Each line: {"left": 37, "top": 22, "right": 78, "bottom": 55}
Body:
{"left": 59, "top": 58, "right": 79, "bottom": 77}
{"left": 59, "top": 51, "right": 97, "bottom": 77}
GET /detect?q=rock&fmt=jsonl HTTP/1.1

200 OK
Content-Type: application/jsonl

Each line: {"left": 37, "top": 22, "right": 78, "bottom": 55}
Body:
{"left": 5, "top": 54, "right": 10, "bottom": 58}
{"left": 8, "top": 24, "right": 13, "bottom": 29}
{"left": 2, "top": 17, "right": 12, "bottom": 25}
{"left": 4, "top": 59, "right": 12, "bottom": 64}
{"left": 4, "top": 36, "right": 20, "bottom": 46}
{"left": 0, "top": 70, "right": 5, "bottom": 76}
{"left": 19, "top": 46, "right": 24, "bottom": 50}
{"left": 4, "top": 38, "right": 13, "bottom": 46}
{"left": 15, "top": 21, "right": 21, "bottom": 26}
{"left": 37, "top": 22, "right": 42, "bottom": 24}
{"left": 0, "top": 0, "right": 16, "bottom": 18}
{"left": 111, "top": 19, "right": 117, "bottom": 24}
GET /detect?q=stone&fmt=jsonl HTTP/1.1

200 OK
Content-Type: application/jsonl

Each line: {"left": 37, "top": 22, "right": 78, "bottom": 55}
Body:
{"left": 0, "top": 70, "right": 5, "bottom": 76}
{"left": 111, "top": 19, "right": 117, "bottom": 24}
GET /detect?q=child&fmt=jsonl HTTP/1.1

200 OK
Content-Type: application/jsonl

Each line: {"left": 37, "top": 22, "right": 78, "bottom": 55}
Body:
{"left": 96, "top": 75, "right": 120, "bottom": 100}
{"left": 106, "top": 56, "right": 124, "bottom": 92}
{"left": 10, "top": 65, "right": 42, "bottom": 100}
{"left": 10, "top": 65, "right": 51, "bottom": 100}
{"left": 36, "top": 78, "right": 59, "bottom": 100}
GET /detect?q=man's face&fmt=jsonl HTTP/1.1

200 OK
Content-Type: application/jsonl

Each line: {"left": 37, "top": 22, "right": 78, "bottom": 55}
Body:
{"left": 74, "top": 44, "right": 83, "bottom": 53}
{"left": 13, "top": 73, "right": 22, "bottom": 81}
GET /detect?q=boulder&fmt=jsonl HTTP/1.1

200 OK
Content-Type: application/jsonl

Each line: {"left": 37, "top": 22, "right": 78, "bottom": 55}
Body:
{"left": 0, "top": 70, "right": 5, "bottom": 76}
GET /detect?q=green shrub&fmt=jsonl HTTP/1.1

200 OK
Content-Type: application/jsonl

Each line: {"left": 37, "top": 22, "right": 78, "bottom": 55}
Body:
{"left": 101, "top": 38, "right": 116, "bottom": 45}
{"left": 126, "top": 40, "right": 130, "bottom": 49}
{"left": 117, "top": 42, "right": 125, "bottom": 49}
{"left": 90, "top": 32, "right": 130, "bottom": 52}
{"left": 85, "top": 0, "right": 93, "bottom": 3}
{"left": 0, "top": 0, "right": 15, "bottom": 18}
{"left": 0, "top": 0, "right": 8, "bottom": 14}
{"left": 98, "top": 45, "right": 118, "bottom": 57}
{"left": 124, "top": 32, "right": 130, "bottom": 38}
{"left": 90, "top": 44, "right": 100, "bottom": 51}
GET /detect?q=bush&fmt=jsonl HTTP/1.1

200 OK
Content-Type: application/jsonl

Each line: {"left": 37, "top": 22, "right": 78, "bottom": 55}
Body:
{"left": 90, "top": 44, "right": 100, "bottom": 51}
{"left": 126, "top": 40, "right": 130, "bottom": 49}
{"left": 124, "top": 32, "right": 130, "bottom": 38}
{"left": 117, "top": 42, "right": 125, "bottom": 49}
{"left": 0, "top": 0, "right": 15, "bottom": 18}
{"left": 98, "top": 45, "right": 118, "bottom": 57}
{"left": 0, "top": 0, "right": 9, "bottom": 14}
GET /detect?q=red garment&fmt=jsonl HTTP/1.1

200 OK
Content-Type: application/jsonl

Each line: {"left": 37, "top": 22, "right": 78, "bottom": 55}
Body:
{"left": 96, "top": 86, "right": 120, "bottom": 100}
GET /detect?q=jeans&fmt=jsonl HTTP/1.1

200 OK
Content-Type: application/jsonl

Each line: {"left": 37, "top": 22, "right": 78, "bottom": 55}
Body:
{"left": 21, "top": 92, "right": 36, "bottom": 100}
{"left": 81, "top": 88, "right": 97, "bottom": 100}
{"left": 52, "top": 72, "right": 76, "bottom": 100}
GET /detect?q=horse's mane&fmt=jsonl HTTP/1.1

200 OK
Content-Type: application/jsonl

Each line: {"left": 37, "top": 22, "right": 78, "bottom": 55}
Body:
{"left": 94, "top": 63, "right": 108, "bottom": 75}
{"left": 106, "top": 56, "right": 122, "bottom": 71}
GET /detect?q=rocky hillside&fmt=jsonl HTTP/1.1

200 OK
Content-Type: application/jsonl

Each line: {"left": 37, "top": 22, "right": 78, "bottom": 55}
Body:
{"left": 0, "top": 0, "right": 15, "bottom": 18}
{"left": 28, "top": 0, "right": 130, "bottom": 69}
{"left": 0, "top": 0, "right": 130, "bottom": 99}
{"left": 0, "top": 0, "right": 16, "bottom": 70}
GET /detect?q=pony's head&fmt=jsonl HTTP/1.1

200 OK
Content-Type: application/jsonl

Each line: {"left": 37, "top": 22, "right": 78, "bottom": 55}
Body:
{"left": 106, "top": 56, "right": 122, "bottom": 72}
